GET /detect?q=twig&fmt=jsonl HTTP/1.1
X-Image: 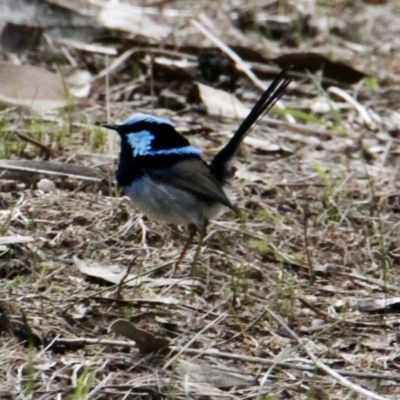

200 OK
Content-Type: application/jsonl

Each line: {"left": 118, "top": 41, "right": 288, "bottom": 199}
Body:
{"left": 302, "top": 205, "right": 315, "bottom": 283}
{"left": 96, "top": 49, "right": 137, "bottom": 80}
{"left": 14, "top": 133, "right": 54, "bottom": 160}
{"left": 342, "top": 271, "right": 400, "bottom": 293}
{"left": 115, "top": 255, "right": 137, "bottom": 299}
{"left": 216, "top": 309, "right": 267, "bottom": 346}
{"left": 263, "top": 116, "right": 333, "bottom": 138}
{"left": 298, "top": 297, "right": 386, "bottom": 328}
{"left": 87, "top": 374, "right": 113, "bottom": 399}
{"left": 265, "top": 307, "right": 391, "bottom": 400}
{"left": 58, "top": 38, "right": 118, "bottom": 56}
{"left": 63, "top": 261, "right": 175, "bottom": 313}
{"left": 191, "top": 19, "right": 267, "bottom": 91}
{"left": 0, "top": 161, "right": 104, "bottom": 182}
{"left": 163, "top": 312, "right": 228, "bottom": 369}
{"left": 0, "top": 236, "right": 34, "bottom": 245}
{"left": 191, "top": 18, "right": 295, "bottom": 124}
{"left": 50, "top": 337, "right": 400, "bottom": 383}
{"left": 328, "top": 86, "right": 374, "bottom": 129}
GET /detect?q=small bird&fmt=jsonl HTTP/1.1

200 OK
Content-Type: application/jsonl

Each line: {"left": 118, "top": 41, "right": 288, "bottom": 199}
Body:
{"left": 103, "top": 69, "right": 291, "bottom": 274}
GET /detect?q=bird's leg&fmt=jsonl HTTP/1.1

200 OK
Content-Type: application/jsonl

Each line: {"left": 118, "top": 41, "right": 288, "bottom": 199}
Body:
{"left": 173, "top": 223, "right": 197, "bottom": 274}
{"left": 190, "top": 218, "right": 208, "bottom": 276}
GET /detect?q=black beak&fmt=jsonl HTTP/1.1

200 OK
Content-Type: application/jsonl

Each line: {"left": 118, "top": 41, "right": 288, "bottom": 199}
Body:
{"left": 102, "top": 123, "right": 120, "bottom": 131}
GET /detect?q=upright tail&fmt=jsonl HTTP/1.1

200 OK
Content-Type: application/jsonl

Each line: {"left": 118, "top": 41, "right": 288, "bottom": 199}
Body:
{"left": 210, "top": 68, "right": 292, "bottom": 182}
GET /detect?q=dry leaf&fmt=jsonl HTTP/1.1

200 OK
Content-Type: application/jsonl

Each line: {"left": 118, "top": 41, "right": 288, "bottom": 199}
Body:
{"left": 188, "top": 83, "right": 250, "bottom": 119}
{"left": 0, "top": 64, "right": 66, "bottom": 114}
{"left": 74, "top": 257, "right": 198, "bottom": 287}
{"left": 74, "top": 257, "right": 143, "bottom": 286}
{"left": 109, "top": 319, "right": 170, "bottom": 355}
{"left": 362, "top": 336, "right": 395, "bottom": 350}
{"left": 0, "top": 236, "right": 34, "bottom": 245}
{"left": 358, "top": 297, "right": 400, "bottom": 313}
{"left": 177, "top": 361, "right": 256, "bottom": 388}
{"left": 98, "top": 4, "right": 171, "bottom": 40}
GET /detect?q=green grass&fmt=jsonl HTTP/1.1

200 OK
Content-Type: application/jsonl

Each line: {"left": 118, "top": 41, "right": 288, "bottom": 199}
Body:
{"left": 73, "top": 364, "right": 96, "bottom": 400}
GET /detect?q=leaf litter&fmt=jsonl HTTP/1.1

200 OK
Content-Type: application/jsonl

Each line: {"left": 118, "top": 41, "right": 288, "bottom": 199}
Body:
{"left": 1, "top": 0, "right": 400, "bottom": 399}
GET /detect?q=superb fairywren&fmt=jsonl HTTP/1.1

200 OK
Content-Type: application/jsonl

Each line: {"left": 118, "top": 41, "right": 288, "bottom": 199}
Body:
{"left": 103, "top": 69, "right": 291, "bottom": 273}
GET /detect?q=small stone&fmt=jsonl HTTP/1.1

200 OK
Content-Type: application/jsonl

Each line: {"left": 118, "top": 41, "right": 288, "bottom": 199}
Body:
{"left": 37, "top": 178, "right": 56, "bottom": 192}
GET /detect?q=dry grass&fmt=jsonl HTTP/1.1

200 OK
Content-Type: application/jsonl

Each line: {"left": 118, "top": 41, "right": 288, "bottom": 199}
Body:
{"left": 1, "top": 0, "right": 400, "bottom": 399}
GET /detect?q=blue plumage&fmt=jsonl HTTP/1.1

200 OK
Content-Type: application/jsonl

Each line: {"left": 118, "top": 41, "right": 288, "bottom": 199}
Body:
{"left": 126, "top": 129, "right": 201, "bottom": 157}
{"left": 126, "top": 130, "right": 154, "bottom": 157}
{"left": 146, "top": 146, "right": 202, "bottom": 157}
{"left": 121, "top": 113, "right": 174, "bottom": 126}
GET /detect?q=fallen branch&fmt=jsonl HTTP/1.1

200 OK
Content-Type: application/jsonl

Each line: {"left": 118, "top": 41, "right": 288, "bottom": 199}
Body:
{"left": 0, "top": 160, "right": 107, "bottom": 183}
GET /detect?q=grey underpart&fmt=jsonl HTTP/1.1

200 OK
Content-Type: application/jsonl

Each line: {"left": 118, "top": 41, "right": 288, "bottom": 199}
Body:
{"left": 122, "top": 175, "right": 227, "bottom": 228}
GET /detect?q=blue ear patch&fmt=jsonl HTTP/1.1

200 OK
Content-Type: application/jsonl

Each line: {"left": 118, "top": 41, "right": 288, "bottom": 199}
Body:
{"left": 122, "top": 113, "right": 173, "bottom": 127}
{"left": 127, "top": 130, "right": 201, "bottom": 157}
{"left": 127, "top": 130, "right": 155, "bottom": 157}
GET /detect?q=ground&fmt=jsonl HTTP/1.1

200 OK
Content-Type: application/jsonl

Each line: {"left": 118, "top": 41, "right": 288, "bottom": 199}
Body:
{"left": 1, "top": 0, "right": 400, "bottom": 399}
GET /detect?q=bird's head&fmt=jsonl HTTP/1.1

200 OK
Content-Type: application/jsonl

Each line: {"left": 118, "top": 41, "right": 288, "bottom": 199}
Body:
{"left": 103, "top": 114, "right": 201, "bottom": 158}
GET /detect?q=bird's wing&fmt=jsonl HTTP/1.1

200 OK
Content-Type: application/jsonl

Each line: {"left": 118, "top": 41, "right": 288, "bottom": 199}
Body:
{"left": 148, "top": 158, "right": 237, "bottom": 212}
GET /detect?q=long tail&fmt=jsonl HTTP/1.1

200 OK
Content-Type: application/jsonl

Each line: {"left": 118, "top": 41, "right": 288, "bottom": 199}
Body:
{"left": 210, "top": 68, "right": 291, "bottom": 182}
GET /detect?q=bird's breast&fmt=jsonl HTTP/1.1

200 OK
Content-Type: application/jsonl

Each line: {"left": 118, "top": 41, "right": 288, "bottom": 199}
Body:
{"left": 121, "top": 175, "right": 226, "bottom": 227}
